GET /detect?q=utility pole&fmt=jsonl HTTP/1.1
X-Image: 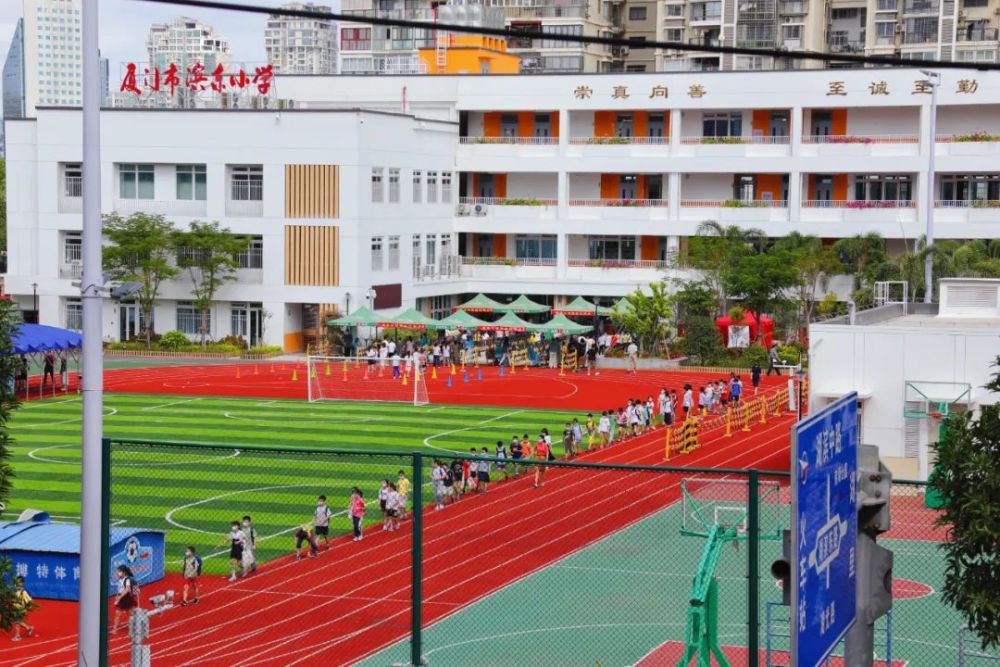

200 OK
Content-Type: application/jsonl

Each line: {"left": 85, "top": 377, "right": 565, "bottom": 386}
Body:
{"left": 920, "top": 70, "right": 940, "bottom": 304}
{"left": 80, "top": 0, "right": 106, "bottom": 665}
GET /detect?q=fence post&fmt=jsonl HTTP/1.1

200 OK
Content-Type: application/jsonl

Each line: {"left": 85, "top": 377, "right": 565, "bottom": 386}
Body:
{"left": 411, "top": 452, "right": 424, "bottom": 667}
{"left": 100, "top": 437, "right": 112, "bottom": 666}
{"left": 748, "top": 468, "right": 760, "bottom": 667}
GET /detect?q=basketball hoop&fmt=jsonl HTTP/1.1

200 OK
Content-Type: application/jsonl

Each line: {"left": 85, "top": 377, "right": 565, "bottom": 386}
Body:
{"left": 928, "top": 411, "right": 943, "bottom": 422}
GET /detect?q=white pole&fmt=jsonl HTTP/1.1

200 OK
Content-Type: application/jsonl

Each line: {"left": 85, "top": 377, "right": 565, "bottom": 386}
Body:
{"left": 80, "top": 0, "right": 105, "bottom": 664}
{"left": 922, "top": 71, "right": 939, "bottom": 304}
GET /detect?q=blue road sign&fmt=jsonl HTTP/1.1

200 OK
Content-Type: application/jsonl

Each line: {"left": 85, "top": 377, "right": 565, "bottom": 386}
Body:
{"left": 791, "top": 392, "right": 858, "bottom": 667}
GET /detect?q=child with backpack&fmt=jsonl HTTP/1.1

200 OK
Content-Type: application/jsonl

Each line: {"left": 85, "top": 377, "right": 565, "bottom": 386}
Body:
{"left": 111, "top": 565, "right": 139, "bottom": 635}
{"left": 293, "top": 525, "right": 318, "bottom": 560}
{"left": 181, "top": 546, "right": 202, "bottom": 606}
{"left": 10, "top": 577, "right": 34, "bottom": 641}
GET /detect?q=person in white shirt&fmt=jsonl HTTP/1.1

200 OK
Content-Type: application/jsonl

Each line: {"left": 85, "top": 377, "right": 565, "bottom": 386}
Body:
{"left": 659, "top": 388, "right": 673, "bottom": 427}
{"left": 705, "top": 383, "right": 716, "bottom": 415}
{"left": 391, "top": 352, "right": 402, "bottom": 379}
{"left": 598, "top": 411, "right": 611, "bottom": 447}
{"left": 467, "top": 447, "right": 479, "bottom": 492}
{"left": 387, "top": 340, "right": 396, "bottom": 355}
{"left": 431, "top": 460, "right": 447, "bottom": 510}
{"left": 682, "top": 385, "right": 694, "bottom": 419}
{"left": 385, "top": 484, "right": 402, "bottom": 531}
{"left": 627, "top": 341, "right": 639, "bottom": 374}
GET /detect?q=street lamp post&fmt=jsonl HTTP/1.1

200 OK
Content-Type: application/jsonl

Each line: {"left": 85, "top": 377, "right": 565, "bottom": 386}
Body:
{"left": 31, "top": 282, "right": 38, "bottom": 315}
{"left": 921, "top": 70, "right": 940, "bottom": 304}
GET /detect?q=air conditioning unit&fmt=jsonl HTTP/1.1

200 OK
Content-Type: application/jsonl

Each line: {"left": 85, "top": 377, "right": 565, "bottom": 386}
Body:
{"left": 473, "top": 203, "right": 488, "bottom": 216}
{"left": 456, "top": 203, "right": 471, "bottom": 216}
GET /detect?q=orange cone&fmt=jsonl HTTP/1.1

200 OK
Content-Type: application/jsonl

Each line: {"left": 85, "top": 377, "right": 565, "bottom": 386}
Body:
{"left": 236, "top": 366, "right": 241, "bottom": 379}
{"left": 291, "top": 368, "right": 298, "bottom": 382}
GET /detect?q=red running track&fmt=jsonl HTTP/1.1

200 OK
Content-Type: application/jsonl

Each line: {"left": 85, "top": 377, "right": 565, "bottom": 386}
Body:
{"left": 3, "top": 401, "right": 793, "bottom": 667}
{"left": 102, "top": 361, "right": 790, "bottom": 412}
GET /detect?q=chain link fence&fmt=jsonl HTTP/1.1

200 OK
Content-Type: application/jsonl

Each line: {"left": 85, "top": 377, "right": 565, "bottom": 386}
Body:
{"left": 100, "top": 440, "right": 991, "bottom": 666}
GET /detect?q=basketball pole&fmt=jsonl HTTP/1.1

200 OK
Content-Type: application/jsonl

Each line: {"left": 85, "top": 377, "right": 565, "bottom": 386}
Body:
{"left": 80, "top": 0, "right": 106, "bottom": 664}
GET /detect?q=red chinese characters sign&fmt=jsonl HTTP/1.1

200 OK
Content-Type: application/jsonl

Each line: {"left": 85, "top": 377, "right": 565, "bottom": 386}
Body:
{"left": 120, "top": 62, "right": 274, "bottom": 96}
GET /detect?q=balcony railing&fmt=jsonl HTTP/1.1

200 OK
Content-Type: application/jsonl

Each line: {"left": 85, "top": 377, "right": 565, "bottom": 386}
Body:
{"left": 59, "top": 195, "right": 82, "bottom": 214}
{"left": 803, "top": 134, "right": 919, "bottom": 144}
{"left": 458, "top": 196, "right": 558, "bottom": 207}
{"left": 569, "top": 198, "right": 669, "bottom": 207}
{"left": 801, "top": 200, "right": 916, "bottom": 208}
{"left": 903, "top": 31, "right": 939, "bottom": 44}
{"left": 569, "top": 136, "right": 668, "bottom": 145}
{"left": 958, "top": 27, "right": 998, "bottom": 42}
{"left": 903, "top": 0, "right": 938, "bottom": 12}
{"left": 59, "top": 263, "right": 83, "bottom": 280}
{"left": 462, "top": 256, "right": 558, "bottom": 267}
{"left": 937, "top": 133, "right": 1000, "bottom": 142}
{"left": 935, "top": 199, "right": 1000, "bottom": 208}
{"left": 691, "top": 11, "right": 723, "bottom": 21}
{"left": 225, "top": 199, "right": 265, "bottom": 217}
{"left": 114, "top": 198, "right": 208, "bottom": 217}
{"left": 681, "top": 199, "right": 789, "bottom": 208}
{"left": 459, "top": 136, "right": 558, "bottom": 145}
{"left": 567, "top": 258, "right": 672, "bottom": 269}
{"left": 829, "top": 40, "right": 865, "bottom": 53}
{"left": 680, "top": 135, "right": 790, "bottom": 144}
{"left": 65, "top": 176, "right": 83, "bottom": 197}
{"left": 413, "top": 254, "right": 462, "bottom": 282}
{"left": 689, "top": 37, "right": 722, "bottom": 47}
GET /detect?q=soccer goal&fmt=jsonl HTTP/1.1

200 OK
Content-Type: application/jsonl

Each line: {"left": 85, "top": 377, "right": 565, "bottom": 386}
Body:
{"left": 306, "top": 355, "right": 430, "bottom": 406}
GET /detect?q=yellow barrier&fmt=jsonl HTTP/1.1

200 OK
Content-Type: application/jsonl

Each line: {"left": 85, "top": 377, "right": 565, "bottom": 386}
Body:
{"left": 664, "top": 426, "right": 672, "bottom": 460}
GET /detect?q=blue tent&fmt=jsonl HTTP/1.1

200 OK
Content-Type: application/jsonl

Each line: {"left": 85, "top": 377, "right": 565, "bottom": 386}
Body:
{"left": 12, "top": 324, "right": 82, "bottom": 355}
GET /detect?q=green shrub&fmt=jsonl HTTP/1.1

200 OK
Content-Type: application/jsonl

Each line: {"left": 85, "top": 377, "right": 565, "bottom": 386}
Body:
{"left": 246, "top": 345, "right": 283, "bottom": 355}
{"left": 159, "top": 330, "right": 190, "bottom": 351}
{"left": 218, "top": 334, "right": 248, "bottom": 349}
{"left": 742, "top": 343, "right": 769, "bottom": 368}
{"left": 777, "top": 344, "right": 802, "bottom": 366}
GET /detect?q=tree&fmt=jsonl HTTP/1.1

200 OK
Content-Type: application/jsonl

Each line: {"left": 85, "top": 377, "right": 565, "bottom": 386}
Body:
{"left": 0, "top": 158, "right": 7, "bottom": 254}
{"left": 0, "top": 298, "right": 27, "bottom": 633}
{"left": 609, "top": 281, "right": 675, "bottom": 355}
{"left": 685, "top": 221, "right": 766, "bottom": 316}
{"left": 777, "top": 232, "right": 844, "bottom": 333}
{"left": 102, "top": 213, "right": 179, "bottom": 347}
{"left": 930, "top": 358, "right": 1000, "bottom": 650}
{"left": 173, "top": 222, "right": 249, "bottom": 348}
{"left": 723, "top": 248, "right": 799, "bottom": 342}
{"left": 675, "top": 280, "right": 726, "bottom": 364}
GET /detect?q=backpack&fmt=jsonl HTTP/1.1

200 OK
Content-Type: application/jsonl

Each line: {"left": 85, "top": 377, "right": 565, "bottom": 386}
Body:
{"left": 547, "top": 447, "right": 555, "bottom": 462}
{"left": 128, "top": 576, "right": 140, "bottom": 600}
{"left": 444, "top": 469, "right": 454, "bottom": 485}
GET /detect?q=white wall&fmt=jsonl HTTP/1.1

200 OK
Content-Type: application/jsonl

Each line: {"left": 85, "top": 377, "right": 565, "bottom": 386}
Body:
{"left": 936, "top": 104, "right": 1000, "bottom": 136}
{"left": 681, "top": 173, "right": 732, "bottom": 199}
{"left": 846, "top": 107, "right": 920, "bottom": 136}
{"left": 506, "top": 173, "right": 558, "bottom": 199}
{"left": 568, "top": 173, "right": 601, "bottom": 199}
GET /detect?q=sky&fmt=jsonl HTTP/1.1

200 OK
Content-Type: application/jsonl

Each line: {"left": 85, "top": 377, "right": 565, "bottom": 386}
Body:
{"left": 0, "top": 0, "right": 338, "bottom": 78}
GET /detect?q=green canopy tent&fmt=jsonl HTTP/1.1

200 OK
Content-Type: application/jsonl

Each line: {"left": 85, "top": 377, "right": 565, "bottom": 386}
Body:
{"left": 611, "top": 297, "right": 634, "bottom": 315}
{"left": 552, "top": 296, "right": 613, "bottom": 317}
{"left": 435, "top": 309, "right": 491, "bottom": 330}
{"left": 495, "top": 295, "right": 550, "bottom": 314}
{"left": 326, "top": 306, "right": 378, "bottom": 327}
{"left": 478, "top": 311, "right": 535, "bottom": 333}
{"left": 536, "top": 314, "right": 593, "bottom": 336}
{"left": 453, "top": 293, "right": 508, "bottom": 313}
{"left": 377, "top": 308, "right": 439, "bottom": 330}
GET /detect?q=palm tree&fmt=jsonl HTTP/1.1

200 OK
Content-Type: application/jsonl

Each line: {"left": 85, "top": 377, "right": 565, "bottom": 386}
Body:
{"left": 689, "top": 221, "right": 768, "bottom": 315}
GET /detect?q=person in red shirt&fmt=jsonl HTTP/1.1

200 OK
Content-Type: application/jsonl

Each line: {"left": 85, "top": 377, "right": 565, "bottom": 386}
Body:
{"left": 350, "top": 487, "right": 365, "bottom": 542}
{"left": 533, "top": 436, "right": 551, "bottom": 488}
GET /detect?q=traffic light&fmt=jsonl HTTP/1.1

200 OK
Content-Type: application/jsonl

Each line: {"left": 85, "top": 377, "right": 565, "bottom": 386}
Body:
{"left": 858, "top": 444, "right": 892, "bottom": 533}
{"left": 770, "top": 529, "right": 791, "bottom": 606}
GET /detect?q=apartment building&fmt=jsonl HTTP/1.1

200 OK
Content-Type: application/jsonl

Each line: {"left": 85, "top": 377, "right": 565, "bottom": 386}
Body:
{"left": 265, "top": 2, "right": 339, "bottom": 75}
{"left": 5, "top": 68, "right": 1000, "bottom": 348}
{"left": 647, "top": 0, "right": 1000, "bottom": 72}
{"left": 339, "top": 0, "right": 624, "bottom": 74}
{"left": 3, "top": 19, "right": 26, "bottom": 122}
{"left": 146, "top": 17, "right": 232, "bottom": 73}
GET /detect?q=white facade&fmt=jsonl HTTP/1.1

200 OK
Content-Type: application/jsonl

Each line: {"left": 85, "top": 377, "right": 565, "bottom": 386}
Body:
{"left": 265, "top": 3, "right": 338, "bottom": 75}
{"left": 4, "top": 108, "right": 456, "bottom": 349}
{"left": 809, "top": 279, "right": 1000, "bottom": 481}
{"left": 5, "top": 68, "right": 1000, "bottom": 351}
{"left": 146, "top": 17, "right": 232, "bottom": 73}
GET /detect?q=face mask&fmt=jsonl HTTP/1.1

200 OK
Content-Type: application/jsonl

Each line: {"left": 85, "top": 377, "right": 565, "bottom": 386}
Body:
{"left": 243, "top": 521, "right": 250, "bottom": 527}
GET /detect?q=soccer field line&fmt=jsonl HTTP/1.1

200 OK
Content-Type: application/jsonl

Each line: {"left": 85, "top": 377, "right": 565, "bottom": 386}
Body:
{"left": 224, "top": 587, "right": 463, "bottom": 607}
{"left": 423, "top": 410, "right": 524, "bottom": 453}
{"left": 549, "top": 563, "right": 745, "bottom": 581}
{"left": 140, "top": 398, "right": 202, "bottom": 411}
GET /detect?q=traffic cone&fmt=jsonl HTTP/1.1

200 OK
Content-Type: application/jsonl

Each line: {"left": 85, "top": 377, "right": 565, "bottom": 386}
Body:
{"left": 378, "top": 365, "right": 384, "bottom": 377}
{"left": 291, "top": 368, "right": 298, "bottom": 382}
{"left": 310, "top": 366, "right": 317, "bottom": 379}
{"left": 477, "top": 368, "right": 483, "bottom": 382}
{"left": 510, "top": 362, "right": 516, "bottom": 375}
{"left": 432, "top": 366, "right": 438, "bottom": 380}
{"left": 269, "top": 364, "right": 274, "bottom": 374}
{"left": 499, "top": 365, "right": 505, "bottom": 377}
{"left": 464, "top": 371, "right": 470, "bottom": 384}
{"left": 325, "top": 363, "right": 331, "bottom": 377}
{"left": 446, "top": 375, "right": 453, "bottom": 388}
{"left": 254, "top": 365, "right": 259, "bottom": 376}
{"left": 402, "top": 373, "right": 408, "bottom": 386}
{"left": 450, "top": 363, "right": 456, "bottom": 376}
{"left": 236, "top": 366, "right": 241, "bottom": 379}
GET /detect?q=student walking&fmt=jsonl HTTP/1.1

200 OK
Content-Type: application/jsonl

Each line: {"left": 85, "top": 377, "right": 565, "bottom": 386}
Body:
{"left": 585, "top": 413, "right": 597, "bottom": 451}
{"left": 294, "top": 525, "right": 318, "bottom": 560}
{"left": 450, "top": 458, "right": 465, "bottom": 501}
{"left": 510, "top": 435, "right": 524, "bottom": 478}
{"left": 682, "top": 384, "right": 694, "bottom": 419}
{"left": 9, "top": 577, "right": 34, "bottom": 641}
{"left": 659, "top": 389, "right": 673, "bottom": 427}
{"left": 384, "top": 483, "right": 401, "bottom": 531}
{"left": 627, "top": 341, "right": 639, "bottom": 374}
{"left": 478, "top": 447, "right": 492, "bottom": 493}
{"left": 431, "top": 460, "right": 447, "bottom": 510}
{"left": 598, "top": 411, "right": 611, "bottom": 447}
{"left": 111, "top": 565, "right": 139, "bottom": 635}
{"left": 767, "top": 345, "right": 780, "bottom": 376}
{"left": 313, "top": 495, "right": 333, "bottom": 550}
{"left": 495, "top": 439, "right": 509, "bottom": 481}
{"left": 396, "top": 470, "right": 411, "bottom": 521}
{"left": 350, "top": 487, "right": 365, "bottom": 541}
{"left": 241, "top": 515, "right": 257, "bottom": 574}
{"left": 751, "top": 362, "right": 762, "bottom": 393}
{"left": 216, "top": 520, "right": 246, "bottom": 582}
{"left": 571, "top": 418, "right": 583, "bottom": 456}
{"left": 181, "top": 546, "right": 202, "bottom": 606}
{"left": 379, "top": 480, "right": 390, "bottom": 526}
{"left": 533, "top": 435, "right": 551, "bottom": 488}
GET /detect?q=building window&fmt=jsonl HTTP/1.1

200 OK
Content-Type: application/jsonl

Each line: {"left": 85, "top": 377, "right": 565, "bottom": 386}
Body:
{"left": 431, "top": 295, "right": 451, "bottom": 319}
{"left": 176, "top": 302, "right": 200, "bottom": 335}
{"left": 64, "top": 233, "right": 81, "bottom": 263}
{"left": 371, "top": 236, "right": 384, "bottom": 270}
{"left": 666, "top": 4, "right": 685, "bottom": 17}
{"left": 588, "top": 235, "right": 636, "bottom": 261}
{"left": 515, "top": 234, "right": 557, "bottom": 261}
{"left": 628, "top": 6, "right": 647, "bottom": 20}
{"left": 665, "top": 28, "right": 683, "bottom": 41}
{"left": 782, "top": 25, "right": 802, "bottom": 40}
{"left": 425, "top": 233, "right": 437, "bottom": 266}
{"left": 427, "top": 171, "right": 438, "bottom": 203}
{"left": 412, "top": 234, "right": 421, "bottom": 267}
{"left": 341, "top": 27, "right": 371, "bottom": 50}
{"left": 64, "top": 163, "right": 82, "bottom": 197}
{"left": 388, "top": 168, "right": 400, "bottom": 202}
{"left": 413, "top": 170, "right": 422, "bottom": 203}
{"left": 388, "top": 235, "right": 400, "bottom": 270}
{"left": 962, "top": 0, "right": 987, "bottom": 6}
{"left": 119, "top": 163, "right": 154, "bottom": 199}
{"left": 65, "top": 299, "right": 82, "bottom": 331}
{"left": 940, "top": 175, "right": 1000, "bottom": 201}
{"left": 230, "top": 165, "right": 263, "bottom": 201}
{"left": 440, "top": 234, "right": 453, "bottom": 258}
{"left": 176, "top": 164, "right": 207, "bottom": 201}
{"left": 234, "top": 236, "right": 263, "bottom": 269}
{"left": 854, "top": 175, "right": 913, "bottom": 202}
{"left": 703, "top": 112, "right": 742, "bottom": 137}
{"left": 541, "top": 24, "right": 583, "bottom": 49}
{"left": 626, "top": 64, "right": 647, "bottom": 72}
{"left": 371, "top": 167, "right": 384, "bottom": 202}
{"left": 441, "top": 172, "right": 452, "bottom": 203}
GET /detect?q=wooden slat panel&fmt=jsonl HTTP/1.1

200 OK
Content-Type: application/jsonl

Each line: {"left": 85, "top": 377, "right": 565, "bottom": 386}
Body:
{"left": 284, "top": 164, "right": 340, "bottom": 219}
{"left": 285, "top": 224, "right": 339, "bottom": 286}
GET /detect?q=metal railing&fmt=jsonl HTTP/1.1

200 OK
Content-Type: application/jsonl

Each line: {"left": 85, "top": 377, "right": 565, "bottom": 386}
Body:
{"left": 829, "top": 40, "right": 865, "bottom": 53}
{"left": 803, "top": 134, "right": 920, "bottom": 144}
{"left": 681, "top": 199, "right": 789, "bottom": 208}
{"left": 458, "top": 196, "right": 558, "bottom": 206}
{"left": 113, "top": 198, "right": 208, "bottom": 217}
{"left": 935, "top": 199, "right": 1000, "bottom": 208}
{"left": 801, "top": 199, "right": 916, "bottom": 208}
{"left": 59, "top": 263, "right": 83, "bottom": 280}
{"left": 681, "top": 135, "right": 791, "bottom": 145}
{"left": 958, "top": 26, "right": 999, "bottom": 42}
{"left": 462, "top": 256, "right": 558, "bottom": 267}
{"left": 567, "top": 258, "right": 672, "bottom": 269}
{"left": 64, "top": 176, "right": 83, "bottom": 198}
{"left": 903, "top": 31, "right": 939, "bottom": 44}
{"left": 903, "top": 0, "right": 938, "bottom": 11}
{"left": 459, "top": 136, "right": 558, "bottom": 145}
{"left": 569, "top": 136, "right": 668, "bottom": 145}
{"left": 568, "top": 198, "right": 668, "bottom": 207}
{"left": 225, "top": 198, "right": 265, "bottom": 218}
